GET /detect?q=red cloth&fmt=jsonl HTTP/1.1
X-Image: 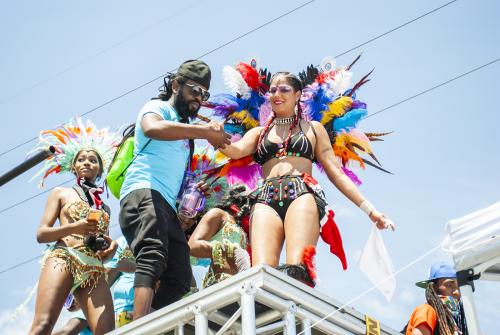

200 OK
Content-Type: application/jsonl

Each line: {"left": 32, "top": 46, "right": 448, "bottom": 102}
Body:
{"left": 320, "top": 209, "right": 347, "bottom": 270}
{"left": 301, "top": 173, "right": 347, "bottom": 270}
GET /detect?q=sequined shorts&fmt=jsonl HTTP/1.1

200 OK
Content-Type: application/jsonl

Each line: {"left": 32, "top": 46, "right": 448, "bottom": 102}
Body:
{"left": 255, "top": 175, "right": 325, "bottom": 221}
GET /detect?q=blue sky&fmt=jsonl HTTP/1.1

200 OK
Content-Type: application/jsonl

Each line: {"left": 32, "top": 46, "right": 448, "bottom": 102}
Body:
{"left": 0, "top": 0, "right": 498, "bottom": 333}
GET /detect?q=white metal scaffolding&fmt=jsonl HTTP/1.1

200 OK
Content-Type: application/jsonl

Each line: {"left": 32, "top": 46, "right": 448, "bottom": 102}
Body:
{"left": 108, "top": 265, "right": 399, "bottom": 335}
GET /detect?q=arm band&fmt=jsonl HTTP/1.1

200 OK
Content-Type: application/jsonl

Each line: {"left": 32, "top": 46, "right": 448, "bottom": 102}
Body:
{"left": 359, "top": 200, "right": 375, "bottom": 216}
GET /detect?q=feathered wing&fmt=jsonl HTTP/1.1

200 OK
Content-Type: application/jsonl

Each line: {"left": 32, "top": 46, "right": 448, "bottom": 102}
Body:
{"left": 202, "top": 60, "right": 271, "bottom": 190}
{"left": 299, "top": 55, "right": 391, "bottom": 185}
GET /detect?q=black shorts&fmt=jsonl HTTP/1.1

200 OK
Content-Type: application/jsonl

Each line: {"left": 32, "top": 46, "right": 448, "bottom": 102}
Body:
{"left": 255, "top": 175, "right": 327, "bottom": 221}
{"left": 119, "top": 188, "right": 192, "bottom": 309}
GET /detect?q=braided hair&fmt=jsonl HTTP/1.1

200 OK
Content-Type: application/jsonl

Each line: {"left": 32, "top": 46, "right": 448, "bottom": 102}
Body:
{"left": 216, "top": 184, "right": 251, "bottom": 223}
{"left": 425, "top": 281, "right": 459, "bottom": 335}
{"left": 256, "top": 72, "right": 304, "bottom": 157}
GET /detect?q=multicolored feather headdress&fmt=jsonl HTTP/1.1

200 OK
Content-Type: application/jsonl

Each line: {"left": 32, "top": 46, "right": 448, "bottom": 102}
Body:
{"left": 30, "top": 117, "right": 121, "bottom": 187}
{"left": 204, "top": 56, "right": 390, "bottom": 188}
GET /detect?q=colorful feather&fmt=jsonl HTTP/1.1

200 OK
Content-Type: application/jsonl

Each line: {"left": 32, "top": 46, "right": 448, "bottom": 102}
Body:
{"left": 236, "top": 62, "right": 261, "bottom": 91}
{"left": 303, "top": 246, "right": 318, "bottom": 284}
{"left": 342, "top": 166, "right": 362, "bottom": 186}
{"left": 227, "top": 164, "right": 262, "bottom": 191}
{"left": 321, "top": 96, "right": 353, "bottom": 124}
{"left": 223, "top": 66, "right": 251, "bottom": 99}
{"left": 333, "top": 108, "right": 367, "bottom": 132}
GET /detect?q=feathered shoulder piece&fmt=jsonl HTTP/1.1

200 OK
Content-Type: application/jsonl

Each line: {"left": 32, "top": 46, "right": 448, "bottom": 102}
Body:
{"left": 300, "top": 55, "right": 391, "bottom": 185}
{"left": 204, "top": 59, "right": 271, "bottom": 138}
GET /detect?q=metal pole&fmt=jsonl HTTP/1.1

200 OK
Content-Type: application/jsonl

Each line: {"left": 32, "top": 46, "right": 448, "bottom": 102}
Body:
{"left": 240, "top": 281, "right": 256, "bottom": 335}
{"left": 175, "top": 323, "right": 185, "bottom": 335}
{"left": 0, "top": 146, "right": 55, "bottom": 187}
{"left": 193, "top": 304, "right": 209, "bottom": 335}
{"left": 301, "top": 319, "right": 312, "bottom": 335}
{"left": 284, "top": 302, "right": 297, "bottom": 335}
{"left": 459, "top": 283, "right": 481, "bottom": 335}
{"left": 215, "top": 307, "right": 241, "bottom": 335}
{"left": 256, "top": 320, "right": 286, "bottom": 334}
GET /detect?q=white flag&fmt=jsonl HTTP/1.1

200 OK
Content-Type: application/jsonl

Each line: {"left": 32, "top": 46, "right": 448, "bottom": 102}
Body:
{"left": 358, "top": 225, "right": 396, "bottom": 301}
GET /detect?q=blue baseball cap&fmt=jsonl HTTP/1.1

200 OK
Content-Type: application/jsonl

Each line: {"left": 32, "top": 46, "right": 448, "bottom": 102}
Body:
{"left": 415, "top": 261, "right": 456, "bottom": 288}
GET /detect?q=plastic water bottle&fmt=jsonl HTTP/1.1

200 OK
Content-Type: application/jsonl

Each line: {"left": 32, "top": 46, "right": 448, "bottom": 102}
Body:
{"left": 178, "top": 183, "right": 206, "bottom": 218}
{"left": 177, "top": 171, "right": 196, "bottom": 202}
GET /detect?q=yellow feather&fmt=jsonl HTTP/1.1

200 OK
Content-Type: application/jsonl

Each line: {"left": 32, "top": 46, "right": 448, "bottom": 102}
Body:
{"left": 321, "top": 96, "right": 353, "bottom": 124}
{"left": 231, "top": 110, "right": 259, "bottom": 130}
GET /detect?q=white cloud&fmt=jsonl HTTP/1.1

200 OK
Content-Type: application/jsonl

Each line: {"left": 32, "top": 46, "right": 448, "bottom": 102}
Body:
{"left": 398, "top": 289, "right": 416, "bottom": 304}
{"left": 0, "top": 284, "right": 72, "bottom": 335}
{"left": 355, "top": 297, "right": 406, "bottom": 327}
{"left": 0, "top": 305, "right": 34, "bottom": 335}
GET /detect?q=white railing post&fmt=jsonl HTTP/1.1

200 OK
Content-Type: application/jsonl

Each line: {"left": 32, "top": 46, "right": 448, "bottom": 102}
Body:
{"left": 301, "top": 318, "right": 312, "bottom": 335}
{"left": 283, "top": 302, "right": 297, "bottom": 335}
{"left": 193, "top": 303, "right": 208, "bottom": 335}
{"left": 240, "top": 281, "right": 256, "bottom": 335}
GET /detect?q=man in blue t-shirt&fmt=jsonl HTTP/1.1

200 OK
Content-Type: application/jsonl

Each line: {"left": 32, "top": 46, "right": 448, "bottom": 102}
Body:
{"left": 119, "top": 59, "right": 231, "bottom": 320}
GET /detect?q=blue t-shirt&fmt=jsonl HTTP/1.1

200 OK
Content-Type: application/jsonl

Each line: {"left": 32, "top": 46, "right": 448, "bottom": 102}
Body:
{"left": 120, "top": 100, "right": 190, "bottom": 211}
{"left": 105, "top": 236, "right": 135, "bottom": 313}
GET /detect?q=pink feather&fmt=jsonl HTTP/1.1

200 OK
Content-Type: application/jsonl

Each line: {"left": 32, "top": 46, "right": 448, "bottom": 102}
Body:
{"left": 348, "top": 128, "right": 370, "bottom": 143}
{"left": 342, "top": 166, "right": 362, "bottom": 186}
{"left": 227, "top": 164, "right": 262, "bottom": 191}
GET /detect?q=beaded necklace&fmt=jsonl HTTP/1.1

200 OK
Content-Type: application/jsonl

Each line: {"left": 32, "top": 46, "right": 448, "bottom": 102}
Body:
{"left": 272, "top": 116, "right": 295, "bottom": 125}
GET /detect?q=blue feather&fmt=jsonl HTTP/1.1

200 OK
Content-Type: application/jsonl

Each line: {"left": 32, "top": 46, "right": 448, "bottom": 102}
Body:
{"left": 245, "top": 91, "right": 265, "bottom": 120}
{"left": 333, "top": 108, "right": 367, "bottom": 132}
{"left": 305, "top": 85, "right": 334, "bottom": 121}
{"left": 224, "top": 124, "right": 245, "bottom": 136}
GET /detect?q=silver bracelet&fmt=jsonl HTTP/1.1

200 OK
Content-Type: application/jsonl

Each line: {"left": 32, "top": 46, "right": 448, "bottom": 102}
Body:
{"left": 359, "top": 200, "right": 375, "bottom": 216}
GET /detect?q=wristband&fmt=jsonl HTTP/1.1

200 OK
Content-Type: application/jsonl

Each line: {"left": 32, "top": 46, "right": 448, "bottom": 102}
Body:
{"left": 359, "top": 200, "right": 375, "bottom": 216}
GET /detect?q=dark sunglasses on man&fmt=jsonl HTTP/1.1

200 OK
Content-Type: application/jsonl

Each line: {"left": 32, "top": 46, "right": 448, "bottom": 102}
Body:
{"left": 184, "top": 83, "right": 210, "bottom": 101}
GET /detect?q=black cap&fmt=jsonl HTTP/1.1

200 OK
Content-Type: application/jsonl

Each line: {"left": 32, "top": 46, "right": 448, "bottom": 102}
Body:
{"left": 177, "top": 60, "right": 211, "bottom": 89}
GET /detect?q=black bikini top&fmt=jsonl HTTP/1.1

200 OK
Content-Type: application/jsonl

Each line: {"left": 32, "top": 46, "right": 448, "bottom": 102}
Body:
{"left": 254, "top": 121, "right": 316, "bottom": 165}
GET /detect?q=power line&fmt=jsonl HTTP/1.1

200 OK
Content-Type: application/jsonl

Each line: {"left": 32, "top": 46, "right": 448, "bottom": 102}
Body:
{"left": 0, "top": 0, "right": 207, "bottom": 106}
{"left": 365, "top": 57, "right": 500, "bottom": 119}
{"left": 0, "top": 222, "right": 121, "bottom": 275}
{"left": 0, "top": 255, "right": 42, "bottom": 275}
{"left": 0, "top": 0, "right": 456, "bottom": 158}
{"left": 334, "top": 0, "right": 458, "bottom": 59}
{"left": 0, "top": 57, "right": 497, "bottom": 276}
{"left": 0, "top": 178, "right": 73, "bottom": 215}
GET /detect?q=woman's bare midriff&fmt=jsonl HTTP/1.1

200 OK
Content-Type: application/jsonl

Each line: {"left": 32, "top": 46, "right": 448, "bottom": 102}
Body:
{"left": 56, "top": 195, "right": 89, "bottom": 249}
{"left": 262, "top": 156, "right": 313, "bottom": 178}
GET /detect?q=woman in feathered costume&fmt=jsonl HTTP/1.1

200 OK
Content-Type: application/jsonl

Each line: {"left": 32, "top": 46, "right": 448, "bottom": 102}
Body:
{"left": 29, "top": 117, "right": 120, "bottom": 335}
{"left": 211, "top": 57, "right": 394, "bottom": 286}
{"left": 174, "top": 144, "right": 251, "bottom": 288}
{"left": 188, "top": 184, "right": 251, "bottom": 288}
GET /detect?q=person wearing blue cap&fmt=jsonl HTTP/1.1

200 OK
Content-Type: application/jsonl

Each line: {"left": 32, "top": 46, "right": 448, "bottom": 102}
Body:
{"left": 403, "top": 262, "right": 468, "bottom": 335}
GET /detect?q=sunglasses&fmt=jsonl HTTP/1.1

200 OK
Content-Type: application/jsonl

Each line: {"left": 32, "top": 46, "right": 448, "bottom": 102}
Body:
{"left": 269, "top": 85, "right": 293, "bottom": 95}
{"left": 184, "top": 83, "right": 210, "bottom": 101}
